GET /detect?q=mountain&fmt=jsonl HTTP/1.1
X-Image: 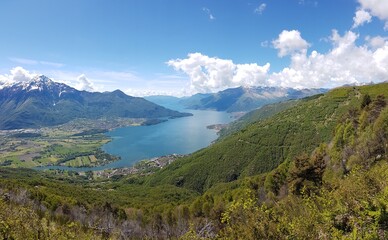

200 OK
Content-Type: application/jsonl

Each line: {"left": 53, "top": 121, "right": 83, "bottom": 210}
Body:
{"left": 146, "top": 83, "right": 388, "bottom": 193}
{"left": 0, "top": 75, "right": 191, "bottom": 130}
{"left": 0, "top": 83, "right": 387, "bottom": 239}
{"left": 180, "top": 86, "right": 327, "bottom": 112}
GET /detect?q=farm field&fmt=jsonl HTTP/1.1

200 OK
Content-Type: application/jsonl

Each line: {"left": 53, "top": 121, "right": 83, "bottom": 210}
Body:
{"left": 0, "top": 118, "right": 146, "bottom": 168}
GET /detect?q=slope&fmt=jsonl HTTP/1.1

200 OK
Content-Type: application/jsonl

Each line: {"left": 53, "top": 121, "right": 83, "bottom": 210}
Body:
{"left": 147, "top": 83, "right": 388, "bottom": 193}
{"left": 218, "top": 99, "right": 302, "bottom": 139}
{"left": 0, "top": 75, "right": 191, "bottom": 129}
{"left": 219, "top": 91, "right": 388, "bottom": 239}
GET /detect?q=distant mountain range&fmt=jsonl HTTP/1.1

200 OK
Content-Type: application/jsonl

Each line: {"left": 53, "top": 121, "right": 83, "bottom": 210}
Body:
{"left": 0, "top": 75, "right": 191, "bottom": 130}
{"left": 146, "top": 86, "right": 327, "bottom": 112}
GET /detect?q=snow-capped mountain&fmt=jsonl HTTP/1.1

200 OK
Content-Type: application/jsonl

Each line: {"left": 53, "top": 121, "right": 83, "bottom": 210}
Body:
{"left": 0, "top": 75, "right": 191, "bottom": 130}
{"left": 179, "top": 86, "right": 328, "bottom": 112}
{"left": 12, "top": 75, "right": 74, "bottom": 94}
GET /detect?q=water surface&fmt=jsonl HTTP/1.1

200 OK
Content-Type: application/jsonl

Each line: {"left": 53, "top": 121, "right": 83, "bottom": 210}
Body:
{"left": 102, "top": 109, "right": 232, "bottom": 168}
{"left": 37, "top": 108, "right": 232, "bottom": 171}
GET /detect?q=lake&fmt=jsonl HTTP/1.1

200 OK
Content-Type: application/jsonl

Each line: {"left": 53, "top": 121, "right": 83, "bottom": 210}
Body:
{"left": 101, "top": 109, "right": 232, "bottom": 168}
{"left": 38, "top": 108, "right": 233, "bottom": 171}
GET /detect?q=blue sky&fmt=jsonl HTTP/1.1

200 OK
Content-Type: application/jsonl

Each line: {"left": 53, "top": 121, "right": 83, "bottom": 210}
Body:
{"left": 0, "top": 0, "right": 387, "bottom": 96}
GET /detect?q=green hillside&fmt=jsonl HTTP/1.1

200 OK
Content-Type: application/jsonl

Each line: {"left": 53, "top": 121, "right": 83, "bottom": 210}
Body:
{"left": 218, "top": 99, "right": 300, "bottom": 138}
{"left": 0, "top": 76, "right": 191, "bottom": 130}
{"left": 218, "top": 89, "right": 388, "bottom": 239}
{"left": 147, "top": 83, "right": 388, "bottom": 193}
{"left": 0, "top": 83, "right": 387, "bottom": 239}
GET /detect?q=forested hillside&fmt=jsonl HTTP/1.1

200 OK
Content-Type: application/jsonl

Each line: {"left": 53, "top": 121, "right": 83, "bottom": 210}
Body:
{"left": 218, "top": 90, "right": 388, "bottom": 239}
{"left": 218, "top": 99, "right": 300, "bottom": 138}
{"left": 0, "top": 83, "right": 387, "bottom": 239}
{"left": 147, "top": 84, "right": 388, "bottom": 193}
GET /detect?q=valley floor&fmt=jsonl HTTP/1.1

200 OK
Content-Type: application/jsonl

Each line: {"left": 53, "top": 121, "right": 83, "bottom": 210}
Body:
{"left": 0, "top": 117, "right": 158, "bottom": 168}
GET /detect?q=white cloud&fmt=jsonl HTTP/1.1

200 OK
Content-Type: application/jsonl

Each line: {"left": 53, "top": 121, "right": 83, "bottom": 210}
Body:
{"left": 0, "top": 67, "right": 36, "bottom": 88}
{"left": 9, "top": 58, "right": 38, "bottom": 65}
{"left": 202, "top": 7, "right": 215, "bottom": 20}
{"left": 268, "top": 30, "right": 388, "bottom": 88}
{"left": 9, "top": 66, "right": 34, "bottom": 83}
{"left": 44, "top": 69, "right": 141, "bottom": 92}
{"left": 0, "top": 67, "right": 186, "bottom": 96}
{"left": 358, "top": 0, "right": 388, "bottom": 20}
{"left": 272, "top": 30, "right": 310, "bottom": 57}
{"left": 39, "top": 61, "right": 65, "bottom": 68}
{"left": 357, "top": 0, "right": 388, "bottom": 30}
{"left": 167, "top": 53, "right": 270, "bottom": 93}
{"left": 9, "top": 57, "right": 64, "bottom": 68}
{"left": 168, "top": 28, "right": 387, "bottom": 92}
{"left": 255, "top": 3, "right": 266, "bottom": 15}
{"left": 352, "top": 9, "right": 372, "bottom": 28}
{"left": 365, "top": 35, "right": 388, "bottom": 49}
{"left": 76, "top": 74, "right": 94, "bottom": 92}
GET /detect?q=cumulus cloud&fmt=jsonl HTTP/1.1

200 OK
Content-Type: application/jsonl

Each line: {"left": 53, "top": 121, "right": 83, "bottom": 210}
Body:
{"left": 167, "top": 53, "right": 270, "bottom": 93}
{"left": 255, "top": 3, "right": 266, "bottom": 15}
{"left": 0, "top": 67, "right": 35, "bottom": 88}
{"left": 365, "top": 35, "right": 388, "bottom": 49}
{"left": 169, "top": 29, "right": 388, "bottom": 91}
{"left": 9, "top": 67, "right": 34, "bottom": 83}
{"left": 76, "top": 74, "right": 94, "bottom": 91}
{"left": 268, "top": 30, "right": 388, "bottom": 88}
{"left": 352, "top": 9, "right": 372, "bottom": 28}
{"left": 357, "top": 0, "right": 388, "bottom": 30}
{"left": 272, "top": 30, "right": 310, "bottom": 57}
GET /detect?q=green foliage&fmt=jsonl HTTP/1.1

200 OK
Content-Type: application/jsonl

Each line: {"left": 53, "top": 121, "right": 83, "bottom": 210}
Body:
{"left": 0, "top": 199, "right": 100, "bottom": 239}
{"left": 288, "top": 147, "right": 326, "bottom": 195}
{"left": 148, "top": 84, "right": 388, "bottom": 193}
{"left": 0, "top": 83, "right": 387, "bottom": 239}
{"left": 219, "top": 93, "right": 388, "bottom": 239}
{"left": 361, "top": 93, "right": 371, "bottom": 109}
{"left": 264, "top": 160, "right": 289, "bottom": 195}
{"left": 219, "top": 99, "right": 298, "bottom": 138}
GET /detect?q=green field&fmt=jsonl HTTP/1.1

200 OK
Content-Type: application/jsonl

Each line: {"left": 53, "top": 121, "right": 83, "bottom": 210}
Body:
{"left": 0, "top": 119, "right": 122, "bottom": 168}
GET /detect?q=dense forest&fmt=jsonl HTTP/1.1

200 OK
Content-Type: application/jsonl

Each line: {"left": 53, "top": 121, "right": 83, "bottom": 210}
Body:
{"left": 0, "top": 83, "right": 388, "bottom": 239}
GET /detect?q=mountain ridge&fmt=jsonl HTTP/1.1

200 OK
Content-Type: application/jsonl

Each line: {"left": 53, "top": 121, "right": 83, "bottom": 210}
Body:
{"left": 0, "top": 75, "right": 191, "bottom": 130}
{"left": 184, "top": 86, "right": 328, "bottom": 112}
{"left": 146, "top": 86, "right": 327, "bottom": 113}
{"left": 146, "top": 83, "right": 388, "bottom": 193}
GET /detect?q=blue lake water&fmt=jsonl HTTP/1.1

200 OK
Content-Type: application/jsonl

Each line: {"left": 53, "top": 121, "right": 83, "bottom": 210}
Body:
{"left": 37, "top": 106, "right": 232, "bottom": 171}
{"left": 101, "top": 109, "right": 232, "bottom": 168}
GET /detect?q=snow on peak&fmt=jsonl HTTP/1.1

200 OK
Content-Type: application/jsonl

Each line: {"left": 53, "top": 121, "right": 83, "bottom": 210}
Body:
{"left": 9, "top": 75, "right": 71, "bottom": 93}
{"left": 2, "top": 74, "right": 77, "bottom": 95}
{"left": 30, "top": 75, "right": 53, "bottom": 84}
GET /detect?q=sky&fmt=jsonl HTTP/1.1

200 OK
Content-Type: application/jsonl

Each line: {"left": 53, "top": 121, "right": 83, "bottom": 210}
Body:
{"left": 0, "top": 0, "right": 387, "bottom": 96}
